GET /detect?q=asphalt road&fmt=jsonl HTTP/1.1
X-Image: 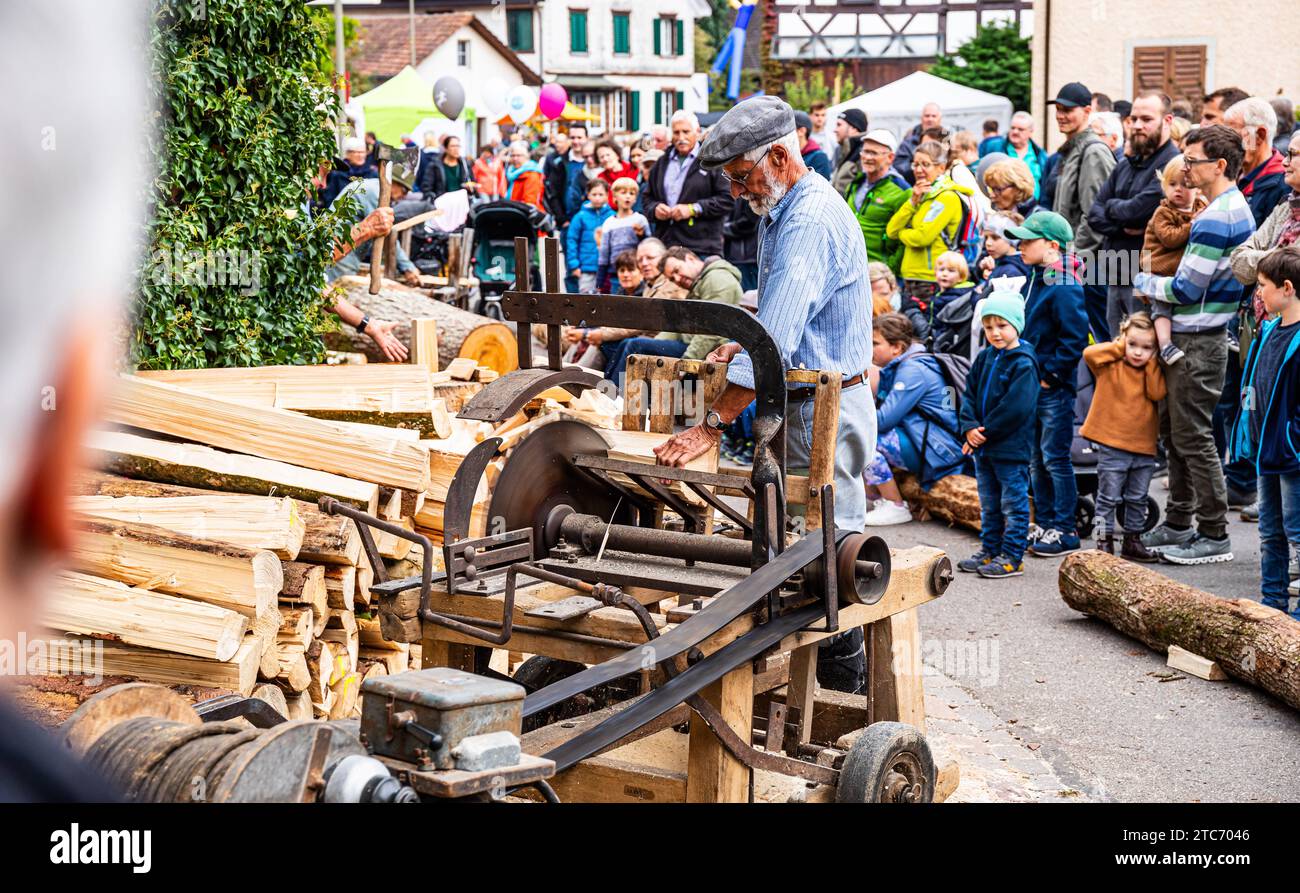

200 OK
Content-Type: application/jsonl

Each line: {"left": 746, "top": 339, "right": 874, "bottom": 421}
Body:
{"left": 884, "top": 487, "right": 1300, "bottom": 803}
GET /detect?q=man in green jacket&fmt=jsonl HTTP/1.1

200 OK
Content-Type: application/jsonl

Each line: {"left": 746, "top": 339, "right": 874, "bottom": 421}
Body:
{"left": 843, "top": 130, "right": 911, "bottom": 273}
{"left": 600, "top": 246, "right": 742, "bottom": 385}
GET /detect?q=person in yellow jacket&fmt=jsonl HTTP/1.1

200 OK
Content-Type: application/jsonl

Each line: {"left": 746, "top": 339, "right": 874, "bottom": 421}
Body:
{"left": 886, "top": 139, "right": 975, "bottom": 336}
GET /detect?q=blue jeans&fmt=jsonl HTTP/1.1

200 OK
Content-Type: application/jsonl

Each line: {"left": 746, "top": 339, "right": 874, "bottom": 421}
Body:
{"left": 1257, "top": 472, "right": 1300, "bottom": 612}
{"left": 975, "top": 454, "right": 1031, "bottom": 563}
{"left": 735, "top": 261, "right": 759, "bottom": 293}
{"left": 600, "top": 337, "right": 688, "bottom": 387}
{"left": 1032, "top": 385, "right": 1078, "bottom": 534}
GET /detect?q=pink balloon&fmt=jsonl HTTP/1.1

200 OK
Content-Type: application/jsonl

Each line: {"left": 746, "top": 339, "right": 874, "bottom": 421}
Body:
{"left": 538, "top": 83, "right": 568, "bottom": 121}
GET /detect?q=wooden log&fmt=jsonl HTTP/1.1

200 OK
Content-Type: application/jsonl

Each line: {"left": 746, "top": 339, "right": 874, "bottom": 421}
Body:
{"left": 274, "top": 642, "right": 311, "bottom": 693}
{"left": 135, "top": 364, "right": 435, "bottom": 412}
{"left": 72, "top": 470, "right": 362, "bottom": 566}
{"left": 47, "top": 571, "right": 248, "bottom": 661}
{"left": 280, "top": 562, "right": 328, "bottom": 617}
{"left": 1059, "top": 551, "right": 1300, "bottom": 709}
{"left": 897, "top": 472, "right": 981, "bottom": 532}
{"left": 251, "top": 683, "right": 289, "bottom": 720}
{"left": 106, "top": 375, "right": 432, "bottom": 492}
{"left": 251, "top": 608, "right": 283, "bottom": 681}
{"left": 72, "top": 494, "right": 306, "bottom": 560}
{"left": 431, "top": 380, "right": 482, "bottom": 413}
{"left": 278, "top": 608, "right": 314, "bottom": 651}
{"left": 305, "top": 640, "right": 333, "bottom": 701}
{"left": 29, "top": 638, "right": 259, "bottom": 695}
{"left": 324, "top": 565, "right": 356, "bottom": 610}
{"left": 71, "top": 517, "right": 281, "bottom": 618}
{"left": 285, "top": 691, "right": 313, "bottom": 721}
{"left": 358, "top": 614, "right": 405, "bottom": 652}
{"left": 88, "top": 430, "right": 379, "bottom": 515}
{"left": 329, "top": 276, "right": 517, "bottom": 373}
{"left": 359, "top": 647, "right": 409, "bottom": 676}
{"left": 329, "top": 671, "right": 362, "bottom": 720}
{"left": 321, "top": 627, "right": 360, "bottom": 677}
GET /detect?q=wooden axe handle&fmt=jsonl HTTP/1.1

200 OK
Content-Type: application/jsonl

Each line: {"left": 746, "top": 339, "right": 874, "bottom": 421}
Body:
{"left": 369, "top": 159, "right": 392, "bottom": 295}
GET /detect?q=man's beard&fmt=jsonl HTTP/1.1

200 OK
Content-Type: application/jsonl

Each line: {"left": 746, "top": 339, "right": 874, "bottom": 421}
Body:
{"left": 1129, "top": 130, "right": 1158, "bottom": 155}
{"left": 745, "top": 178, "right": 789, "bottom": 216}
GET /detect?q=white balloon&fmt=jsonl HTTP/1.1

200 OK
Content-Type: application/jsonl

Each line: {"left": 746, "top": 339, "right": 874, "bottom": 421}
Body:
{"left": 480, "top": 77, "right": 510, "bottom": 116}
{"left": 505, "top": 85, "right": 538, "bottom": 123}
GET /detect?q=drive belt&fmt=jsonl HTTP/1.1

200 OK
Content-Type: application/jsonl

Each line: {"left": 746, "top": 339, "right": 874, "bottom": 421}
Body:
{"left": 542, "top": 601, "right": 825, "bottom": 773}
{"left": 523, "top": 532, "right": 840, "bottom": 719}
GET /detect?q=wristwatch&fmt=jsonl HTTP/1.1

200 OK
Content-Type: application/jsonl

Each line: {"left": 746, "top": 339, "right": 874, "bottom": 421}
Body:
{"left": 704, "top": 409, "right": 725, "bottom": 432}
{"left": 357, "top": 314, "right": 371, "bottom": 335}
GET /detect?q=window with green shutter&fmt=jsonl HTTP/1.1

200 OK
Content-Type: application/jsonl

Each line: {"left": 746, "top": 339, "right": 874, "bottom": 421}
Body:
{"left": 674, "top": 91, "right": 684, "bottom": 113}
{"left": 612, "top": 12, "right": 630, "bottom": 55}
{"left": 653, "top": 18, "right": 661, "bottom": 56}
{"left": 675, "top": 19, "right": 684, "bottom": 56}
{"left": 569, "top": 9, "right": 588, "bottom": 54}
{"left": 629, "top": 91, "right": 640, "bottom": 132}
{"left": 507, "top": 9, "right": 534, "bottom": 53}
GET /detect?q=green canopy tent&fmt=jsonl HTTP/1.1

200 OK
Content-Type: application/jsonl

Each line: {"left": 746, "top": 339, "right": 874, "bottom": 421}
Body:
{"left": 350, "top": 66, "right": 476, "bottom": 145}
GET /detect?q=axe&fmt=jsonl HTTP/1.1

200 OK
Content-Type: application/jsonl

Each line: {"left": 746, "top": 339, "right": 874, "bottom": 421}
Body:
{"left": 368, "top": 141, "right": 420, "bottom": 294}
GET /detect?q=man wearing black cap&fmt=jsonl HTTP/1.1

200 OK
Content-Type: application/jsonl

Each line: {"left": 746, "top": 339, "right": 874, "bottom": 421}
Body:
{"left": 831, "top": 107, "right": 868, "bottom": 194}
{"left": 1050, "top": 81, "right": 1116, "bottom": 341}
{"left": 655, "top": 95, "right": 876, "bottom": 693}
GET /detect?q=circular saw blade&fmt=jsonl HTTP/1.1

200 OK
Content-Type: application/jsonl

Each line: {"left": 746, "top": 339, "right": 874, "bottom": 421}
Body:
{"left": 488, "top": 420, "right": 635, "bottom": 552}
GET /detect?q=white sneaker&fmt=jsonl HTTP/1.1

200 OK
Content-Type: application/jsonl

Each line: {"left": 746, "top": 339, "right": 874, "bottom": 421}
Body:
{"left": 864, "top": 500, "right": 913, "bottom": 526}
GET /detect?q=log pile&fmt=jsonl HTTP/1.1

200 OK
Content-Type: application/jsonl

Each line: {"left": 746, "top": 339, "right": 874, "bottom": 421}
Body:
{"left": 897, "top": 472, "right": 981, "bottom": 533}
{"left": 1059, "top": 551, "right": 1300, "bottom": 710}
{"left": 28, "top": 361, "right": 490, "bottom": 720}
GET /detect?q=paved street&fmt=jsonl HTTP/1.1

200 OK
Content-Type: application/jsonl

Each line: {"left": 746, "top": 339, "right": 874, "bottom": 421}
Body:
{"left": 890, "top": 488, "right": 1300, "bottom": 803}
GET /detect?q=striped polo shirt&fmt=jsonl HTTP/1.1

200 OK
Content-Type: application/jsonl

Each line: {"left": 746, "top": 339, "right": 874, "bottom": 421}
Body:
{"left": 1133, "top": 185, "right": 1256, "bottom": 333}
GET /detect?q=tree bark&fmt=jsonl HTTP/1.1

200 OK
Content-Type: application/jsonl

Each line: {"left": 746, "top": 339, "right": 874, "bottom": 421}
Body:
{"left": 329, "top": 276, "right": 517, "bottom": 373}
{"left": 897, "top": 472, "right": 981, "bottom": 532}
{"left": 1059, "top": 551, "right": 1300, "bottom": 710}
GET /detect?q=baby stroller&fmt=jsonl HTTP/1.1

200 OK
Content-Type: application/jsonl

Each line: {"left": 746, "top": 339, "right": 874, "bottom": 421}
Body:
{"left": 468, "top": 200, "right": 551, "bottom": 319}
{"left": 1069, "top": 356, "right": 1162, "bottom": 536}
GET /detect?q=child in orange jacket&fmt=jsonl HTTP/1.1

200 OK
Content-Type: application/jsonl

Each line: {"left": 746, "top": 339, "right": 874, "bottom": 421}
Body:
{"left": 1080, "top": 312, "right": 1167, "bottom": 560}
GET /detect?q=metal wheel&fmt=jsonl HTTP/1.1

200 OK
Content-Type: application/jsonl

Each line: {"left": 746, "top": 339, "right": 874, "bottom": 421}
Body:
{"left": 1115, "top": 495, "right": 1161, "bottom": 534}
{"left": 1075, "top": 494, "right": 1096, "bottom": 537}
{"left": 513, "top": 656, "right": 640, "bottom": 732}
{"left": 835, "top": 722, "right": 935, "bottom": 804}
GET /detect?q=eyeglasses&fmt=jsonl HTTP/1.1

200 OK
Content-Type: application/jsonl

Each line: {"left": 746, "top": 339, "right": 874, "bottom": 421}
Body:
{"left": 1287, "top": 149, "right": 1300, "bottom": 161}
{"left": 1183, "top": 157, "right": 1219, "bottom": 166}
{"left": 722, "top": 146, "right": 771, "bottom": 188}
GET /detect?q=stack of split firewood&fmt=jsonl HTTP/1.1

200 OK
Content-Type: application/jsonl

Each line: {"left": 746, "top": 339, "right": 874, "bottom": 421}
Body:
{"left": 32, "top": 336, "right": 497, "bottom": 720}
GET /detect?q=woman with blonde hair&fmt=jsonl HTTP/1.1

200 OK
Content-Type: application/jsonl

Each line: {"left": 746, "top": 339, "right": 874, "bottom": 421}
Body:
{"left": 868, "top": 261, "right": 900, "bottom": 316}
{"left": 982, "top": 158, "right": 1040, "bottom": 218}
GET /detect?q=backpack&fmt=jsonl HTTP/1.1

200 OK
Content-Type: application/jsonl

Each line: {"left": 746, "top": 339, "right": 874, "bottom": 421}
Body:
{"left": 904, "top": 351, "right": 974, "bottom": 480}
{"left": 939, "top": 190, "right": 983, "bottom": 271}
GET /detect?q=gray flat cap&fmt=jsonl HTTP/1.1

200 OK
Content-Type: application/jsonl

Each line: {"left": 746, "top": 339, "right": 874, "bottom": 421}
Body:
{"left": 698, "top": 96, "right": 796, "bottom": 170}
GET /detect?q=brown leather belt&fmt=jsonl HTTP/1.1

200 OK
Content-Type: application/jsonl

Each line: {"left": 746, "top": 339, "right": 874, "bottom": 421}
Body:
{"left": 787, "top": 372, "right": 864, "bottom": 403}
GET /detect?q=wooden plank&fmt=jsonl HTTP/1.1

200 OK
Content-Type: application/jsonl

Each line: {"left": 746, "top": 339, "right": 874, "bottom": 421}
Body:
{"left": 30, "top": 638, "right": 259, "bottom": 695}
{"left": 686, "top": 661, "right": 754, "bottom": 803}
{"left": 135, "top": 363, "right": 435, "bottom": 412}
{"left": 867, "top": 607, "right": 926, "bottom": 732}
{"left": 107, "top": 375, "right": 431, "bottom": 491}
{"left": 446, "top": 357, "right": 477, "bottom": 380}
{"left": 785, "top": 644, "right": 819, "bottom": 746}
{"left": 71, "top": 517, "right": 281, "bottom": 618}
{"left": 409, "top": 318, "right": 440, "bottom": 371}
{"left": 72, "top": 494, "right": 305, "bottom": 560}
{"left": 1167, "top": 644, "right": 1228, "bottom": 681}
{"left": 47, "top": 571, "right": 249, "bottom": 661}
{"left": 88, "top": 429, "right": 380, "bottom": 515}
{"left": 548, "top": 756, "right": 686, "bottom": 804}
{"left": 801, "top": 371, "right": 842, "bottom": 531}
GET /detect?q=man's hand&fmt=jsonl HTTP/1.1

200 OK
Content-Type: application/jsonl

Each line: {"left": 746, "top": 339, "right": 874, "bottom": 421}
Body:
{"left": 562, "top": 327, "right": 584, "bottom": 345}
{"left": 633, "top": 222, "right": 645, "bottom": 236}
{"left": 654, "top": 423, "right": 719, "bottom": 468}
{"left": 1040, "top": 380, "right": 1051, "bottom": 389}
{"left": 585, "top": 330, "right": 604, "bottom": 345}
{"left": 571, "top": 267, "right": 582, "bottom": 276}
{"left": 671, "top": 204, "right": 695, "bottom": 221}
{"left": 654, "top": 204, "right": 672, "bottom": 221}
{"left": 367, "top": 320, "right": 409, "bottom": 362}
{"left": 356, "top": 207, "right": 394, "bottom": 243}
{"left": 400, "top": 269, "right": 421, "bottom": 288}
{"left": 962, "top": 426, "right": 986, "bottom": 455}
{"left": 706, "top": 342, "right": 743, "bottom": 365}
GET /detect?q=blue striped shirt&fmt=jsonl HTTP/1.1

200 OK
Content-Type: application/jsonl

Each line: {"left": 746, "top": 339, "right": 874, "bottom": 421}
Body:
{"left": 1133, "top": 185, "right": 1255, "bottom": 333}
{"left": 727, "top": 171, "right": 874, "bottom": 391}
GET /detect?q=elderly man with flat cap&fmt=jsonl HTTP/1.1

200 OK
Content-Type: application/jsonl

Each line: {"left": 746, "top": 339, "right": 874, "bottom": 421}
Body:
{"left": 654, "top": 95, "right": 876, "bottom": 693}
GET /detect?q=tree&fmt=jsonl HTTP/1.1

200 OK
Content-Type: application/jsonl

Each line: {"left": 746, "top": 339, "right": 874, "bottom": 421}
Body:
{"left": 134, "top": 0, "right": 354, "bottom": 369}
{"left": 783, "top": 67, "right": 857, "bottom": 110}
{"left": 929, "top": 21, "right": 1031, "bottom": 112}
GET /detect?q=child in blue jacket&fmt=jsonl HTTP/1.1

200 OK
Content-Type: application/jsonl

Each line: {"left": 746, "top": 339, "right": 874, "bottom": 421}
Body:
{"left": 1230, "top": 247, "right": 1300, "bottom": 619}
{"left": 1007, "top": 211, "right": 1089, "bottom": 558}
{"left": 957, "top": 290, "right": 1041, "bottom": 579}
{"left": 565, "top": 179, "right": 612, "bottom": 293}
